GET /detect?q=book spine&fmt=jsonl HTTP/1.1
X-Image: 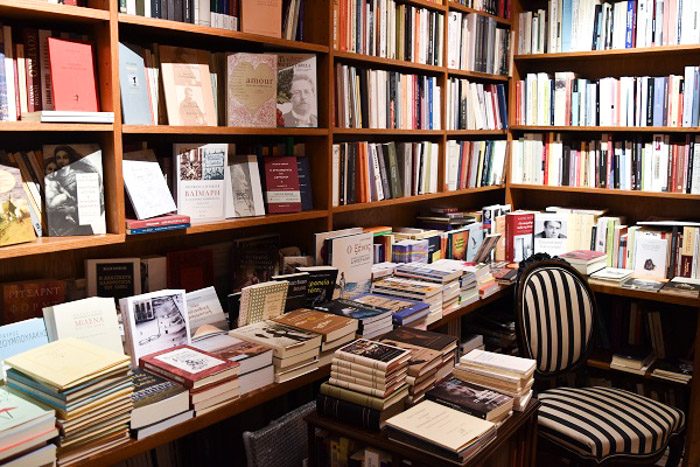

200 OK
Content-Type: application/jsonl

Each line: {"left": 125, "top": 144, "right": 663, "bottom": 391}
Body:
{"left": 126, "top": 215, "right": 191, "bottom": 229}
{"left": 127, "top": 224, "right": 190, "bottom": 235}
{"left": 316, "top": 394, "right": 381, "bottom": 431}
{"left": 319, "top": 383, "right": 385, "bottom": 410}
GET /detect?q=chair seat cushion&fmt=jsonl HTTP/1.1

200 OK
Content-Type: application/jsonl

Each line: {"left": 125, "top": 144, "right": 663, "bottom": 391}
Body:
{"left": 538, "top": 386, "right": 685, "bottom": 461}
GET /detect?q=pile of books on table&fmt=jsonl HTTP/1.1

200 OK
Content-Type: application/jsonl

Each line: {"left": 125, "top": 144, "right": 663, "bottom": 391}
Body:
{"left": 371, "top": 277, "right": 444, "bottom": 325}
{"left": 0, "top": 386, "right": 57, "bottom": 466}
{"left": 651, "top": 358, "right": 693, "bottom": 384}
{"left": 394, "top": 262, "right": 463, "bottom": 317}
{"left": 6, "top": 338, "right": 133, "bottom": 465}
{"left": 314, "top": 299, "right": 393, "bottom": 339}
{"left": 560, "top": 250, "right": 607, "bottom": 276}
{"left": 466, "top": 264, "right": 499, "bottom": 299}
{"left": 272, "top": 309, "right": 357, "bottom": 367}
{"left": 380, "top": 328, "right": 458, "bottom": 404}
{"left": 230, "top": 321, "right": 322, "bottom": 383}
{"left": 140, "top": 345, "right": 239, "bottom": 416}
{"left": 453, "top": 349, "right": 535, "bottom": 411}
{"left": 317, "top": 339, "right": 411, "bottom": 430}
{"left": 458, "top": 269, "right": 480, "bottom": 308}
{"left": 130, "top": 369, "right": 191, "bottom": 440}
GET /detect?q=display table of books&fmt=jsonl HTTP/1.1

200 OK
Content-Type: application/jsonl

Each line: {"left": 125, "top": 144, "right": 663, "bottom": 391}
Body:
{"left": 306, "top": 399, "right": 540, "bottom": 466}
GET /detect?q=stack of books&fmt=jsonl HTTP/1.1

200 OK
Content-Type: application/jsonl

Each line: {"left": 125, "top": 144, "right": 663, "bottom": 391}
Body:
{"left": 460, "top": 334, "right": 485, "bottom": 357}
{"left": 193, "top": 334, "right": 274, "bottom": 395}
{"left": 465, "top": 264, "right": 499, "bottom": 298}
{"left": 395, "top": 261, "right": 463, "bottom": 316}
{"left": 5, "top": 339, "right": 133, "bottom": 465}
{"left": 589, "top": 267, "right": 634, "bottom": 284}
{"left": 140, "top": 346, "right": 239, "bottom": 416}
{"left": 459, "top": 270, "right": 479, "bottom": 307}
{"left": 426, "top": 376, "right": 514, "bottom": 423}
{"left": 0, "top": 387, "right": 57, "bottom": 466}
{"left": 314, "top": 300, "right": 393, "bottom": 339}
{"left": 610, "top": 348, "right": 656, "bottom": 376}
{"left": 317, "top": 339, "right": 411, "bottom": 430}
{"left": 454, "top": 349, "right": 535, "bottom": 411}
{"left": 385, "top": 400, "right": 496, "bottom": 464}
{"left": 651, "top": 358, "right": 693, "bottom": 384}
{"left": 230, "top": 321, "right": 322, "bottom": 383}
{"left": 371, "top": 277, "right": 444, "bottom": 325}
{"left": 560, "top": 250, "right": 607, "bottom": 276}
{"left": 273, "top": 309, "right": 358, "bottom": 366}
{"left": 350, "top": 293, "right": 431, "bottom": 330}
{"left": 130, "top": 369, "right": 192, "bottom": 440}
{"left": 381, "top": 328, "right": 458, "bottom": 404}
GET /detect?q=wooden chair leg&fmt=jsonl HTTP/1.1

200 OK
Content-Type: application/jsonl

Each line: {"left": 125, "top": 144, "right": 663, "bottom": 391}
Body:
{"left": 664, "top": 432, "right": 685, "bottom": 467}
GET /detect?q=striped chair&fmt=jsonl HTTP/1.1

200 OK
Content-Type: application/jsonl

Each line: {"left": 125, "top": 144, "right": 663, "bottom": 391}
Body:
{"left": 515, "top": 257, "right": 685, "bottom": 466}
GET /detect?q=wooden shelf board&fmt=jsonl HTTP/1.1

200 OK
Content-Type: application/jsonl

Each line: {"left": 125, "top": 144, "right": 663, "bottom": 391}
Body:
{"left": 446, "top": 129, "right": 508, "bottom": 136}
{"left": 118, "top": 14, "right": 329, "bottom": 53}
{"left": 510, "top": 125, "right": 700, "bottom": 133}
{"left": 514, "top": 44, "right": 700, "bottom": 62}
{"left": 332, "top": 128, "right": 444, "bottom": 136}
{"left": 0, "top": 122, "right": 113, "bottom": 132}
{"left": 122, "top": 125, "right": 329, "bottom": 136}
{"left": 509, "top": 184, "right": 700, "bottom": 201}
{"left": 447, "top": 68, "right": 509, "bottom": 82}
{"left": 333, "top": 51, "right": 444, "bottom": 74}
{"left": 589, "top": 280, "right": 700, "bottom": 308}
{"left": 401, "top": 0, "right": 447, "bottom": 12}
{"left": 587, "top": 357, "right": 691, "bottom": 386}
{"left": 447, "top": 2, "right": 512, "bottom": 26}
{"left": 0, "top": 0, "right": 109, "bottom": 22}
{"left": 429, "top": 286, "right": 513, "bottom": 329}
{"left": 185, "top": 210, "right": 330, "bottom": 235}
{"left": 332, "top": 186, "right": 505, "bottom": 213}
{"left": 78, "top": 365, "right": 332, "bottom": 467}
{"left": 0, "top": 234, "right": 125, "bottom": 260}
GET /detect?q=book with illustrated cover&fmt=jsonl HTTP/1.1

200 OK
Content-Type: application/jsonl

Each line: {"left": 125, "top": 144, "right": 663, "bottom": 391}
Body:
{"left": 0, "top": 163, "right": 36, "bottom": 247}
{"left": 85, "top": 257, "right": 141, "bottom": 300}
{"left": 533, "top": 212, "right": 568, "bottom": 257}
{"left": 186, "top": 286, "right": 228, "bottom": 339}
{"left": 335, "top": 339, "right": 411, "bottom": 371}
{"left": 326, "top": 232, "right": 373, "bottom": 294}
{"left": 159, "top": 46, "right": 216, "bottom": 126}
{"left": 314, "top": 300, "right": 391, "bottom": 323}
{"left": 378, "top": 337, "right": 442, "bottom": 378}
{"left": 139, "top": 345, "right": 238, "bottom": 390}
{"left": 173, "top": 143, "right": 227, "bottom": 223}
{"left": 271, "top": 271, "right": 309, "bottom": 312}
{"left": 42, "top": 144, "right": 105, "bottom": 236}
{"left": 426, "top": 377, "right": 513, "bottom": 421}
{"left": 277, "top": 54, "right": 317, "bottom": 128}
{"left": 122, "top": 149, "right": 177, "bottom": 220}
{"left": 225, "top": 155, "right": 265, "bottom": 218}
{"left": 130, "top": 368, "right": 189, "bottom": 429}
{"left": 660, "top": 278, "right": 700, "bottom": 298}
{"left": 229, "top": 321, "right": 322, "bottom": 358}
{"left": 633, "top": 233, "right": 669, "bottom": 280}
{"left": 0, "top": 279, "right": 65, "bottom": 323}
{"left": 226, "top": 53, "right": 277, "bottom": 127}
{"left": 620, "top": 277, "right": 666, "bottom": 292}
{"left": 505, "top": 211, "right": 534, "bottom": 263}
{"left": 381, "top": 327, "right": 458, "bottom": 354}
{"left": 349, "top": 293, "right": 429, "bottom": 324}
{"left": 295, "top": 266, "right": 338, "bottom": 307}
{"left": 198, "top": 336, "right": 272, "bottom": 375}
{"left": 273, "top": 309, "right": 357, "bottom": 342}
{"left": 237, "top": 281, "right": 288, "bottom": 327}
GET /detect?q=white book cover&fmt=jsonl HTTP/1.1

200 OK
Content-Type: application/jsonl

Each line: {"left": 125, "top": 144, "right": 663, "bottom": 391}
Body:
{"left": 44, "top": 297, "right": 123, "bottom": 355}
{"left": 533, "top": 212, "right": 569, "bottom": 256}
{"left": 173, "top": 143, "right": 227, "bottom": 223}
{"left": 460, "top": 349, "right": 536, "bottom": 375}
{"left": 123, "top": 149, "right": 177, "bottom": 220}
{"left": 633, "top": 234, "right": 669, "bottom": 280}
{"left": 314, "top": 227, "right": 363, "bottom": 264}
{"left": 225, "top": 155, "right": 265, "bottom": 218}
{"left": 119, "top": 290, "right": 190, "bottom": 367}
{"left": 328, "top": 232, "right": 374, "bottom": 294}
{"left": 186, "top": 286, "right": 228, "bottom": 339}
{"left": 154, "top": 346, "right": 224, "bottom": 374}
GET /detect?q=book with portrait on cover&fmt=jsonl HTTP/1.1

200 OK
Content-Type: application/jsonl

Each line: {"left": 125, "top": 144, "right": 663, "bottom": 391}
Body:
{"left": 277, "top": 54, "right": 317, "bottom": 128}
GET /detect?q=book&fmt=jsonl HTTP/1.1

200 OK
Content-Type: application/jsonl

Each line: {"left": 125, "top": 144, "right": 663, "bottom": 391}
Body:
{"left": 633, "top": 234, "right": 669, "bottom": 280}
{"left": 119, "top": 290, "right": 191, "bottom": 367}
{"left": 426, "top": 377, "right": 513, "bottom": 422}
{"left": 271, "top": 271, "right": 309, "bottom": 311}
{"left": 186, "top": 286, "right": 228, "bottom": 339}
{"left": 42, "top": 144, "right": 106, "bottom": 236}
{"left": 130, "top": 368, "right": 189, "bottom": 429}
{"left": 134, "top": 410, "right": 194, "bottom": 440}
{"left": 263, "top": 156, "right": 302, "bottom": 213}
{"left": 533, "top": 212, "right": 568, "bottom": 256}
{"left": 226, "top": 155, "right": 265, "bottom": 218}
{"left": 139, "top": 345, "right": 238, "bottom": 390}
{"left": 229, "top": 321, "right": 322, "bottom": 358}
{"left": 660, "top": 278, "right": 700, "bottom": 298}
{"left": 460, "top": 349, "right": 536, "bottom": 378}
{"left": 43, "top": 296, "right": 123, "bottom": 355}
{"left": 159, "top": 46, "right": 216, "bottom": 126}
{"left": 277, "top": 54, "right": 317, "bottom": 127}
{"left": 226, "top": 53, "right": 277, "bottom": 127}
{"left": 173, "top": 143, "right": 227, "bottom": 223}
{"left": 47, "top": 38, "right": 98, "bottom": 112}
{"left": 381, "top": 327, "right": 458, "bottom": 354}
{"left": 589, "top": 267, "right": 634, "bottom": 283}
{"left": 0, "top": 163, "right": 36, "bottom": 247}
{"left": 326, "top": 232, "right": 374, "bottom": 294}
{"left": 141, "top": 255, "right": 167, "bottom": 293}
{"left": 319, "top": 381, "right": 409, "bottom": 411}
{"left": 0, "top": 279, "right": 65, "bottom": 324}
{"left": 85, "top": 257, "right": 141, "bottom": 299}
{"left": 230, "top": 234, "right": 280, "bottom": 292}
{"left": 505, "top": 211, "right": 534, "bottom": 263}
{"left": 122, "top": 149, "right": 177, "bottom": 220}
{"left": 118, "top": 43, "right": 153, "bottom": 125}
{"left": 295, "top": 266, "right": 338, "bottom": 306}
{"left": 0, "top": 318, "right": 48, "bottom": 367}
{"left": 237, "top": 281, "right": 288, "bottom": 327}
{"left": 316, "top": 393, "right": 404, "bottom": 431}
{"left": 195, "top": 335, "right": 273, "bottom": 375}
{"left": 335, "top": 339, "right": 411, "bottom": 371}
{"left": 240, "top": 0, "right": 282, "bottom": 37}
{"left": 620, "top": 277, "right": 666, "bottom": 292}
{"left": 166, "top": 248, "right": 214, "bottom": 292}
{"left": 272, "top": 309, "right": 357, "bottom": 342}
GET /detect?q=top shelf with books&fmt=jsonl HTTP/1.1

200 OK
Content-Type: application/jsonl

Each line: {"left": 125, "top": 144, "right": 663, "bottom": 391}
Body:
{"left": 0, "top": 0, "right": 110, "bottom": 22}
{"left": 447, "top": 1, "right": 512, "bottom": 26}
{"left": 401, "top": 0, "right": 448, "bottom": 13}
{"left": 510, "top": 126, "right": 700, "bottom": 134}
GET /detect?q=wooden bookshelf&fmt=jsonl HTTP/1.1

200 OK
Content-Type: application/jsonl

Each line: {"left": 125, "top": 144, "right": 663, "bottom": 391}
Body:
{"left": 447, "top": 68, "right": 509, "bottom": 81}
{"left": 509, "top": 184, "right": 700, "bottom": 201}
{"left": 333, "top": 51, "right": 445, "bottom": 74}
{"left": 0, "top": 234, "right": 125, "bottom": 260}
{"left": 510, "top": 125, "right": 700, "bottom": 133}
{"left": 121, "top": 125, "right": 330, "bottom": 136}
{"left": 0, "top": 0, "right": 110, "bottom": 22}
{"left": 514, "top": 44, "right": 700, "bottom": 62}
{"left": 0, "top": 122, "right": 114, "bottom": 132}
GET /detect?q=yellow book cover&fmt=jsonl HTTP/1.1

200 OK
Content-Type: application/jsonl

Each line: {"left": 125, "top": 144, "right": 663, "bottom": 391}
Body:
{"left": 0, "top": 164, "right": 36, "bottom": 247}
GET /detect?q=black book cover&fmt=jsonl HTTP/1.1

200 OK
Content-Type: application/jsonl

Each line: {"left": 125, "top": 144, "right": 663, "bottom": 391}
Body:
{"left": 296, "top": 267, "right": 338, "bottom": 307}
{"left": 230, "top": 234, "right": 280, "bottom": 292}
{"left": 376, "top": 144, "right": 392, "bottom": 199}
{"left": 227, "top": 292, "right": 241, "bottom": 329}
{"left": 347, "top": 144, "right": 357, "bottom": 204}
{"left": 152, "top": 0, "right": 161, "bottom": 17}
{"left": 316, "top": 394, "right": 381, "bottom": 431}
{"left": 297, "top": 157, "right": 314, "bottom": 211}
{"left": 173, "top": 0, "right": 183, "bottom": 21}
{"left": 382, "top": 327, "right": 456, "bottom": 352}
{"left": 359, "top": 69, "right": 369, "bottom": 128}
{"left": 592, "top": 4, "right": 602, "bottom": 49}
{"left": 562, "top": 144, "right": 570, "bottom": 186}
{"left": 425, "top": 377, "right": 511, "bottom": 419}
{"left": 646, "top": 79, "right": 655, "bottom": 126}
{"left": 687, "top": 139, "right": 695, "bottom": 194}
{"left": 481, "top": 141, "right": 492, "bottom": 187}
{"left": 272, "top": 271, "right": 310, "bottom": 312}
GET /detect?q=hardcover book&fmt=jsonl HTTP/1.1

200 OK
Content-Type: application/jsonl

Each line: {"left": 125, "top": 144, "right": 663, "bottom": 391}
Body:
{"left": 139, "top": 345, "right": 238, "bottom": 390}
{"left": 426, "top": 377, "right": 513, "bottom": 421}
{"left": 0, "top": 386, "right": 55, "bottom": 432}
{"left": 229, "top": 321, "right": 322, "bottom": 358}
{"left": 277, "top": 54, "right": 317, "bottom": 128}
{"left": 0, "top": 318, "right": 48, "bottom": 365}
{"left": 226, "top": 53, "right": 277, "bottom": 127}
{"left": 237, "top": 281, "right": 288, "bottom": 327}
{"left": 559, "top": 250, "right": 607, "bottom": 264}
{"left": 505, "top": 211, "right": 534, "bottom": 263}
{"left": 660, "top": 278, "right": 700, "bottom": 297}
{"left": 226, "top": 155, "right": 265, "bottom": 218}
{"left": 197, "top": 336, "right": 273, "bottom": 375}
{"left": 272, "top": 308, "right": 357, "bottom": 342}
{"left": 47, "top": 38, "right": 98, "bottom": 112}
{"left": 263, "top": 156, "right": 302, "bottom": 213}
{"left": 122, "top": 149, "right": 177, "bottom": 220}
{"left": 166, "top": 248, "right": 214, "bottom": 292}
{"left": 240, "top": 0, "right": 282, "bottom": 37}
{"left": 378, "top": 337, "right": 442, "bottom": 378}
{"left": 0, "top": 163, "right": 36, "bottom": 247}
{"left": 85, "top": 257, "right": 141, "bottom": 300}
{"left": 118, "top": 43, "right": 153, "bottom": 125}
{"left": 42, "top": 144, "right": 106, "bottom": 236}
{"left": 381, "top": 327, "right": 458, "bottom": 353}
{"left": 230, "top": 234, "right": 280, "bottom": 292}
{"left": 0, "top": 279, "right": 65, "bottom": 324}
{"left": 173, "top": 143, "right": 227, "bottom": 223}
{"left": 335, "top": 339, "right": 411, "bottom": 371}
{"left": 43, "top": 296, "right": 123, "bottom": 355}
{"left": 159, "top": 46, "right": 217, "bottom": 126}
{"left": 130, "top": 368, "right": 189, "bottom": 429}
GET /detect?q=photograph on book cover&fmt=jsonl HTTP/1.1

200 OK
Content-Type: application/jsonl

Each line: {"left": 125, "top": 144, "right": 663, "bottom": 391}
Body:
{"left": 277, "top": 55, "right": 317, "bottom": 127}
{"left": 132, "top": 293, "right": 188, "bottom": 356}
{"left": 231, "top": 161, "right": 256, "bottom": 216}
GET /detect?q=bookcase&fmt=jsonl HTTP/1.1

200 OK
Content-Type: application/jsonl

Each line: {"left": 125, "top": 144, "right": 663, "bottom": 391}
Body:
{"left": 3, "top": 0, "right": 700, "bottom": 465}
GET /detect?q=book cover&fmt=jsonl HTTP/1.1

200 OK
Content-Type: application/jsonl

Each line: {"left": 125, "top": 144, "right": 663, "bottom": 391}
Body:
{"left": 0, "top": 318, "right": 48, "bottom": 364}
{"left": 240, "top": 0, "right": 282, "bottom": 37}
{"left": 0, "top": 163, "right": 36, "bottom": 247}
{"left": 122, "top": 149, "right": 177, "bottom": 220}
{"left": 381, "top": 327, "right": 457, "bottom": 353}
{"left": 505, "top": 211, "right": 534, "bottom": 263}
{"left": 44, "top": 296, "right": 123, "bottom": 355}
{"left": 226, "top": 53, "right": 277, "bottom": 127}
{"left": 263, "top": 156, "right": 302, "bottom": 213}
{"left": 186, "top": 286, "right": 228, "bottom": 338}
{"left": 559, "top": 250, "right": 607, "bottom": 264}
{"left": 633, "top": 234, "right": 668, "bottom": 280}
{"left": 336, "top": 339, "right": 411, "bottom": 370}
{"left": 47, "top": 38, "right": 98, "bottom": 112}
{"left": 85, "top": 258, "right": 141, "bottom": 300}
{"left": 271, "top": 271, "right": 309, "bottom": 311}
{"left": 166, "top": 248, "right": 214, "bottom": 292}
{"left": 378, "top": 337, "right": 442, "bottom": 378}
{"left": 272, "top": 308, "right": 356, "bottom": 341}
{"left": 0, "top": 386, "right": 54, "bottom": 432}
{"left": 533, "top": 212, "right": 568, "bottom": 257}
{"left": 173, "top": 143, "right": 227, "bottom": 223}
{"left": 327, "top": 232, "right": 373, "bottom": 294}
{"left": 276, "top": 54, "right": 317, "bottom": 127}
{"left": 229, "top": 321, "right": 322, "bottom": 358}
{"left": 660, "top": 278, "right": 700, "bottom": 297}
{"left": 425, "top": 377, "right": 512, "bottom": 419}
{"left": 237, "top": 281, "right": 288, "bottom": 327}
{"left": 226, "top": 155, "right": 265, "bottom": 218}
{"left": 314, "top": 299, "right": 391, "bottom": 322}
{"left": 0, "top": 279, "right": 65, "bottom": 324}
{"left": 42, "top": 144, "right": 106, "bottom": 236}
{"left": 295, "top": 266, "right": 338, "bottom": 307}
{"left": 206, "top": 337, "right": 272, "bottom": 372}
{"left": 119, "top": 290, "right": 190, "bottom": 367}
{"left": 118, "top": 43, "right": 153, "bottom": 125}
{"left": 140, "top": 345, "right": 237, "bottom": 387}
{"left": 230, "top": 234, "right": 280, "bottom": 292}
{"left": 131, "top": 368, "right": 187, "bottom": 410}
{"left": 296, "top": 157, "right": 314, "bottom": 210}
{"left": 159, "top": 45, "right": 216, "bottom": 126}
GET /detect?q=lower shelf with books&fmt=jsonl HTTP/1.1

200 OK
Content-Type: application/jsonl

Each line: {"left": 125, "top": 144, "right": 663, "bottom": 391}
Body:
{"left": 587, "top": 354, "right": 691, "bottom": 387}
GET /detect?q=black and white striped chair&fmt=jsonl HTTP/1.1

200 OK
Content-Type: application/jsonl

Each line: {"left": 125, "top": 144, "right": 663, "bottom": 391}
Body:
{"left": 515, "top": 256, "right": 685, "bottom": 466}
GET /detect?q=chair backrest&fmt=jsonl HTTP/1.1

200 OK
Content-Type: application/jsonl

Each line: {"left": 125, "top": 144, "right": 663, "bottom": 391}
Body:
{"left": 515, "top": 257, "right": 597, "bottom": 377}
{"left": 243, "top": 401, "right": 315, "bottom": 467}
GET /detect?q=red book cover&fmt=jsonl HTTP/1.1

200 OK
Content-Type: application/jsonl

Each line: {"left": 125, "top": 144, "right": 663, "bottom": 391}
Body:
{"left": 560, "top": 250, "right": 607, "bottom": 263}
{"left": 505, "top": 212, "right": 534, "bottom": 263}
{"left": 166, "top": 248, "right": 214, "bottom": 292}
{"left": 139, "top": 345, "right": 238, "bottom": 390}
{"left": 264, "top": 156, "right": 302, "bottom": 213}
{"left": 22, "top": 29, "right": 41, "bottom": 112}
{"left": 126, "top": 214, "right": 191, "bottom": 230}
{"left": 1, "top": 279, "right": 66, "bottom": 324}
{"left": 460, "top": 142, "right": 469, "bottom": 189}
{"left": 47, "top": 37, "right": 99, "bottom": 112}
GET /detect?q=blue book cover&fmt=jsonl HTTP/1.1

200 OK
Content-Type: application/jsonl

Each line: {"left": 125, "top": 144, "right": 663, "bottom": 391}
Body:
{"left": 464, "top": 222, "right": 484, "bottom": 262}
{"left": 0, "top": 318, "right": 48, "bottom": 364}
{"left": 653, "top": 77, "right": 667, "bottom": 127}
{"left": 350, "top": 293, "right": 429, "bottom": 321}
{"left": 625, "top": 0, "right": 635, "bottom": 48}
{"left": 561, "top": 0, "right": 573, "bottom": 52}
{"left": 118, "top": 43, "right": 153, "bottom": 125}
{"left": 693, "top": 69, "right": 700, "bottom": 127}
